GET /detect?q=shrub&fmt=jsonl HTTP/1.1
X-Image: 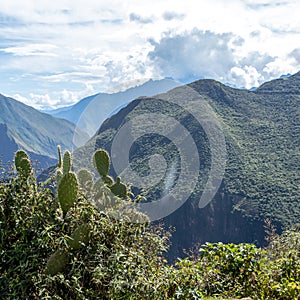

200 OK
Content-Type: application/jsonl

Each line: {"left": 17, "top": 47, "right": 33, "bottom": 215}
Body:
{"left": 0, "top": 150, "right": 171, "bottom": 299}
{"left": 1, "top": 149, "right": 300, "bottom": 299}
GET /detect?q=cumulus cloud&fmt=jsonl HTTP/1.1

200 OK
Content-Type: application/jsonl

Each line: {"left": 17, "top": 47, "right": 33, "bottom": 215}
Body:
{"left": 289, "top": 48, "right": 300, "bottom": 64}
{"left": 0, "top": 0, "right": 299, "bottom": 108}
{"left": 147, "top": 28, "right": 299, "bottom": 88}
{"left": 229, "top": 66, "right": 265, "bottom": 88}
{"left": 239, "top": 51, "right": 274, "bottom": 72}
{"left": 148, "top": 29, "right": 237, "bottom": 82}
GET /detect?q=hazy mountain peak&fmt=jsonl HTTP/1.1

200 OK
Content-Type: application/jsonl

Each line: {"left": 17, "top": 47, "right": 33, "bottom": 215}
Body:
{"left": 44, "top": 78, "right": 182, "bottom": 145}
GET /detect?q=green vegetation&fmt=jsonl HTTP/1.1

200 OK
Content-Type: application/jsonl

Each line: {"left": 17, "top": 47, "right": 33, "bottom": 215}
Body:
{"left": 1, "top": 150, "right": 300, "bottom": 299}
{"left": 128, "top": 75, "right": 299, "bottom": 224}
{"left": 72, "top": 73, "right": 300, "bottom": 256}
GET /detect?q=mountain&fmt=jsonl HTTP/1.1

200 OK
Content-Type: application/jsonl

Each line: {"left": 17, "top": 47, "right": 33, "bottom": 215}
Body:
{"left": 73, "top": 71, "right": 300, "bottom": 260}
{"left": 0, "top": 94, "right": 88, "bottom": 169}
{"left": 43, "top": 79, "right": 181, "bottom": 145}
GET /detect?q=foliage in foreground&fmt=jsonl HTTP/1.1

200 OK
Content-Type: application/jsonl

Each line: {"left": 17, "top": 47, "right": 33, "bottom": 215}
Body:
{"left": 0, "top": 150, "right": 300, "bottom": 299}
{"left": 0, "top": 149, "right": 171, "bottom": 299}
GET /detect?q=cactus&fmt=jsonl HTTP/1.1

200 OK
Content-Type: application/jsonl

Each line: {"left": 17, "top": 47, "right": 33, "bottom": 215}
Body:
{"left": 45, "top": 224, "right": 90, "bottom": 275}
{"left": 45, "top": 250, "right": 69, "bottom": 275}
{"left": 56, "top": 168, "right": 63, "bottom": 185}
{"left": 110, "top": 177, "right": 127, "bottom": 198}
{"left": 92, "top": 148, "right": 128, "bottom": 199}
{"left": 93, "top": 149, "right": 110, "bottom": 178}
{"left": 56, "top": 147, "right": 72, "bottom": 185}
{"left": 43, "top": 148, "right": 132, "bottom": 276}
{"left": 56, "top": 148, "right": 79, "bottom": 215}
{"left": 57, "top": 145, "right": 62, "bottom": 168}
{"left": 14, "top": 150, "right": 32, "bottom": 179}
{"left": 62, "top": 150, "right": 71, "bottom": 175}
{"left": 102, "top": 175, "right": 114, "bottom": 186}
{"left": 68, "top": 223, "right": 90, "bottom": 250}
{"left": 57, "top": 172, "right": 79, "bottom": 216}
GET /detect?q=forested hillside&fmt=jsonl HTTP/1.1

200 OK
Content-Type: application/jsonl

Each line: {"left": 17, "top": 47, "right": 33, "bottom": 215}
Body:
{"left": 74, "top": 72, "right": 300, "bottom": 258}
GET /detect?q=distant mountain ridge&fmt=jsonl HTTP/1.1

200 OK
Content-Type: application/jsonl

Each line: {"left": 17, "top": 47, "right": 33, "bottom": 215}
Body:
{"left": 0, "top": 94, "right": 88, "bottom": 168}
{"left": 43, "top": 79, "right": 181, "bottom": 144}
{"left": 74, "top": 71, "right": 300, "bottom": 259}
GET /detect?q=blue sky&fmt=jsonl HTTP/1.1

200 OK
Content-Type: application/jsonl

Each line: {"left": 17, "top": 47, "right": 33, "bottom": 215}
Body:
{"left": 0, "top": 0, "right": 299, "bottom": 109}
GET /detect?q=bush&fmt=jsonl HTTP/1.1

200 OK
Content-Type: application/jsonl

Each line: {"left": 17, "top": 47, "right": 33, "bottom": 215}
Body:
{"left": 0, "top": 150, "right": 171, "bottom": 299}
{"left": 1, "top": 149, "right": 300, "bottom": 299}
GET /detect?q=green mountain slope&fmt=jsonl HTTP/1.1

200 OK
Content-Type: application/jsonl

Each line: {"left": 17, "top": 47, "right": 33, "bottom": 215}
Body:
{"left": 187, "top": 73, "right": 299, "bottom": 224}
{"left": 74, "top": 72, "right": 300, "bottom": 258}
{"left": 0, "top": 94, "right": 89, "bottom": 168}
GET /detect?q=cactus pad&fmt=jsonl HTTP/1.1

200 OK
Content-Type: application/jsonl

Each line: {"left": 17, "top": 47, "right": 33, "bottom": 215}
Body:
{"left": 56, "top": 169, "right": 63, "bottom": 185}
{"left": 57, "top": 172, "right": 79, "bottom": 215}
{"left": 14, "top": 150, "right": 32, "bottom": 178}
{"left": 62, "top": 150, "right": 72, "bottom": 175}
{"left": 57, "top": 145, "right": 62, "bottom": 168}
{"left": 93, "top": 149, "right": 110, "bottom": 177}
{"left": 110, "top": 177, "right": 127, "bottom": 198}
{"left": 68, "top": 224, "right": 90, "bottom": 250}
{"left": 45, "top": 250, "right": 69, "bottom": 275}
{"left": 103, "top": 175, "right": 114, "bottom": 186}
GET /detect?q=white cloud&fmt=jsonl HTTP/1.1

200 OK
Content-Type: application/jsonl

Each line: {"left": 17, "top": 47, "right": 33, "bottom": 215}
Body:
{"left": 0, "top": 0, "right": 299, "bottom": 108}
{"left": 14, "top": 85, "right": 97, "bottom": 110}
{"left": 129, "top": 13, "right": 154, "bottom": 24}
{"left": 148, "top": 28, "right": 300, "bottom": 88}
{"left": 263, "top": 56, "right": 299, "bottom": 78}
{"left": 162, "top": 11, "right": 185, "bottom": 21}
{"left": 0, "top": 44, "right": 58, "bottom": 57}
{"left": 148, "top": 30, "right": 237, "bottom": 82}
{"left": 229, "top": 66, "right": 264, "bottom": 88}
{"left": 290, "top": 48, "right": 300, "bottom": 64}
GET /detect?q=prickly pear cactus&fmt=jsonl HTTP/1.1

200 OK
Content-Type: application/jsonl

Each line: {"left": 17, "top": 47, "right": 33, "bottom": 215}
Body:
{"left": 14, "top": 150, "right": 32, "bottom": 179}
{"left": 57, "top": 145, "right": 62, "bottom": 168}
{"left": 93, "top": 149, "right": 110, "bottom": 177}
{"left": 56, "top": 169, "right": 63, "bottom": 185}
{"left": 56, "top": 147, "right": 72, "bottom": 185}
{"left": 102, "top": 175, "right": 114, "bottom": 186}
{"left": 62, "top": 150, "right": 71, "bottom": 175}
{"left": 45, "top": 250, "right": 69, "bottom": 275}
{"left": 57, "top": 172, "right": 79, "bottom": 216}
{"left": 110, "top": 176, "right": 127, "bottom": 198}
{"left": 68, "top": 224, "right": 90, "bottom": 251}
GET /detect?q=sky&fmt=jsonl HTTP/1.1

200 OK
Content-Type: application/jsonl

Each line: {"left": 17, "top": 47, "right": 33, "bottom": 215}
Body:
{"left": 0, "top": 0, "right": 299, "bottom": 109}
